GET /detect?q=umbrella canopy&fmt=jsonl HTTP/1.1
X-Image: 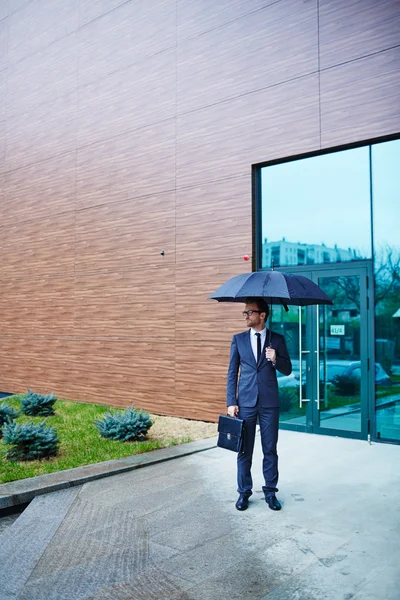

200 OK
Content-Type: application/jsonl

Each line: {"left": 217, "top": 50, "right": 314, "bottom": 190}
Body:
{"left": 208, "top": 271, "right": 333, "bottom": 306}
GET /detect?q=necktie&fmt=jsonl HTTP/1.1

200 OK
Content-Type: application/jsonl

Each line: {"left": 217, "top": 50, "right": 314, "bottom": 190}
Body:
{"left": 256, "top": 332, "right": 261, "bottom": 363}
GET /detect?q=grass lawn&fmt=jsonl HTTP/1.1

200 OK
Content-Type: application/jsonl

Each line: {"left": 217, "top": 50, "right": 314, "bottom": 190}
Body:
{"left": 0, "top": 396, "right": 192, "bottom": 484}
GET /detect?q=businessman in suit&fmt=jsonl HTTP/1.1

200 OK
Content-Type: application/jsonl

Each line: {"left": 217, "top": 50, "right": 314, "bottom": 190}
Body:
{"left": 227, "top": 297, "right": 292, "bottom": 511}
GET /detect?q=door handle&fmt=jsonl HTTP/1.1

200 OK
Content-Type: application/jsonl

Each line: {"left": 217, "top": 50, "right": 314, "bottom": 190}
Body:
{"left": 298, "top": 307, "right": 310, "bottom": 407}
{"left": 315, "top": 305, "right": 320, "bottom": 410}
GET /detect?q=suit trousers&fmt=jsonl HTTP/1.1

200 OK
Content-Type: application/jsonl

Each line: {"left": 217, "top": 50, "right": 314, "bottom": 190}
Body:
{"left": 237, "top": 404, "right": 279, "bottom": 497}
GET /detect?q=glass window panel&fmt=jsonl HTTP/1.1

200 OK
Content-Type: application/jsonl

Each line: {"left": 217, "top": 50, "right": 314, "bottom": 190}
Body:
{"left": 270, "top": 305, "right": 307, "bottom": 427}
{"left": 317, "top": 276, "right": 362, "bottom": 433}
{"left": 261, "top": 147, "right": 372, "bottom": 267}
{"left": 371, "top": 139, "right": 400, "bottom": 441}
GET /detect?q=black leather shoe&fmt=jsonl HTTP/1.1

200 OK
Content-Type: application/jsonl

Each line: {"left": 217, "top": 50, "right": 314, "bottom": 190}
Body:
{"left": 265, "top": 495, "right": 282, "bottom": 511}
{"left": 235, "top": 494, "right": 250, "bottom": 511}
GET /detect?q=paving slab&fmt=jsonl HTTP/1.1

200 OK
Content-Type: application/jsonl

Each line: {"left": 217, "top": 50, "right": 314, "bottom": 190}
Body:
{"left": 0, "top": 430, "right": 399, "bottom": 600}
{"left": 0, "top": 487, "right": 80, "bottom": 600}
{"left": 0, "top": 437, "right": 217, "bottom": 510}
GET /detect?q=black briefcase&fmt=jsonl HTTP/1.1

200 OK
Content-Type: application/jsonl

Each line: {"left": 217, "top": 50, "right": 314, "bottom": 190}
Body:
{"left": 217, "top": 415, "right": 244, "bottom": 453}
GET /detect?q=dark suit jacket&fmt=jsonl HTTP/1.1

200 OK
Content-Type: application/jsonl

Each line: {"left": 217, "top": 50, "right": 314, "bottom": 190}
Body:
{"left": 226, "top": 329, "right": 292, "bottom": 408}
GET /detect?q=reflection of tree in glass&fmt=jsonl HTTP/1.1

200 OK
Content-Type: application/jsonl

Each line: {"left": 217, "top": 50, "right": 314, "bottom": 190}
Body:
{"left": 331, "top": 374, "right": 360, "bottom": 396}
{"left": 374, "top": 245, "right": 400, "bottom": 309}
{"left": 321, "top": 277, "right": 360, "bottom": 311}
{"left": 374, "top": 246, "right": 400, "bottom": 375}
{"left": 278, "top": 388, "right": 298, "bottom": 413}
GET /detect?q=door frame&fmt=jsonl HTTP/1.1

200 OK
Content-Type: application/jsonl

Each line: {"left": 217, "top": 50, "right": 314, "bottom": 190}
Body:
{"left": 272, "top": 261, "right": 374, "bottom": 440}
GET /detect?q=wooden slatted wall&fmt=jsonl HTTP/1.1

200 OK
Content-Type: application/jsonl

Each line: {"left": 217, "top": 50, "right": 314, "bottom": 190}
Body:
{"left": 0, "top": 0, "right": 399, "bottom": 421}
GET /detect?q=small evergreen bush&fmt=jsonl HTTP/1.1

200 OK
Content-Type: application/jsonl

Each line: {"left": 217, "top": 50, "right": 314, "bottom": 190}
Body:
{"left": 21, "top": 388, "right": 56, "bottom": 416}
{"left": 331, "top": 374, "right": 360, "bottom": 396}
{"left": 95, "top": 406, "right": 153, "bottom": 442}
{"left": 0, "top": 402, "right": 19, "bottom": 437}
{"left": 2, "top": 420, "right": 60, "bottom": 461}
{"left": 278, "top": 388, "right": 297, "bottom": 413}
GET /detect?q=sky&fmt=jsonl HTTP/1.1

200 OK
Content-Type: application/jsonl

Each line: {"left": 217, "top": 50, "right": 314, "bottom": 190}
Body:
{"left": 261, "top": 139, "right": 399, "bottom": 256}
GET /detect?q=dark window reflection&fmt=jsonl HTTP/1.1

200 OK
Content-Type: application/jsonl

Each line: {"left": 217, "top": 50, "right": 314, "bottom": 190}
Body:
{"left": 261, "top": 147, "right": 372, "bottom": 268}
{"left": 372, "top": 139, "right": 400, "bottom": 441}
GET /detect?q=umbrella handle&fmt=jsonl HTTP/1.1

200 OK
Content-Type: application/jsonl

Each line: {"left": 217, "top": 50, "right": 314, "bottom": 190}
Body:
{"left": 265, "top": 344, "right": 276, "bottom": 366}
{"left": 265, "top": 344, "right": 271, "bottom": 362}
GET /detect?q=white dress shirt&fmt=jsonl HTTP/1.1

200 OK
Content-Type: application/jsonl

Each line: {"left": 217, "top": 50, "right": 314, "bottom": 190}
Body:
{"left": 250, "top": 327, "right": 266, "bottom": 362}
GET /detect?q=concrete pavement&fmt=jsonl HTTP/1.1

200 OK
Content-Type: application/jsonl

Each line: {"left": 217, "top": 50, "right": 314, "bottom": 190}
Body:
{"left": 0, "top": 438, "right": 216, "bottom": 511}
{"left": 0, "top": 430, "right": 399, "bottom": 600}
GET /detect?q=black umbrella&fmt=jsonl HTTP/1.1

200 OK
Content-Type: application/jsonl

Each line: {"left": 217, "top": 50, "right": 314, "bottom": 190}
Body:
{"left": 208, "top": 270, "right": 333, "bottom": 308}
{"left": 208, "top": 270, "right": 333, "bottom": 348}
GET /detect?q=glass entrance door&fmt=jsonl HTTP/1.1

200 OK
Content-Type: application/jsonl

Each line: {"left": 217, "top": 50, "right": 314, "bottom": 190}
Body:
{"left": 273, "top": 266, "right": 372, "bottom": 439}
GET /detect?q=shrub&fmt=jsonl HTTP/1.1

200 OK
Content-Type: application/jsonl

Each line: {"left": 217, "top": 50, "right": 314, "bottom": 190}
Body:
{"left": 331, "top": 374, "right": 360, "bottom": 396}
{"left": 0, "top": 402, "right": 19, "bottom": 437}
{"left": 21, "top": 388, "right": 56, "bottom": 416}
{"left": 278, "top": 388, "right": 298, "bottom": 413}
{"left": 95, "top": 406, "right": 153, "bottom": 442}
{"left": 2, "top": 420, "right": 60, "bottom": 461}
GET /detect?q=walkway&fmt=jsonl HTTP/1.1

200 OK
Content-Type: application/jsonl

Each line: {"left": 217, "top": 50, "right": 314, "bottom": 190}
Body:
{"left": 0, "top": 430, "right": 399, "bottom": 599}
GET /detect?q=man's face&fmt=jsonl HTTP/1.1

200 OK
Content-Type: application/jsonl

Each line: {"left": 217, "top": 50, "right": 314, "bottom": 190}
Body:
{"left": 243, "top": 302, "right": 265, "bottom": 328}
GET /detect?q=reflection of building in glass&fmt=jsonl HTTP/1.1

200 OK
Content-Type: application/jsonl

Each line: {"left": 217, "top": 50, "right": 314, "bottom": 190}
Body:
{"left": 262, "top": 238, "right": 360, "bottom": 267}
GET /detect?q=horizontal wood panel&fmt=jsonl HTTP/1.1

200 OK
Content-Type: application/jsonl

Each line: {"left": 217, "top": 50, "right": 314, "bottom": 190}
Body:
{"left": 70, "top": 339, "right": 176, "bottom": 411}
{"left": 76, "top": 139, "right": 114, "bottom": 209}
{"left": 176, "top": 244, "right": 253, "bottom": 274}
{"left": 1, "top": 276, "right": 75, "bottom": 335}
{"left": 3, "top": 152, "right": 76, "bottom": 224}
{"left": 0, "top": 70, "right": 5, "bottom": 122}
{"left": 173, "top": 395, "right": 223, "bottom": 422}
{"left": 75, "top": 194, "right": 176, "bottom": 273}
{"left": 75, "top": 194, "right": 175, "bottom": 233}
{"left": 177, "top": 214, "right": 250, "bottom": 245}
{"left": 7, "top": 1, "right": 31, "bottom": 15}
{"left": 319, "top": 0, "right": 400, "bottom": 70}
{"left": 0, "top": 119, "right": 5, "bottom": 170}
{"left": 176, "top": 262, "right": 249, "bottom": 343}
{"left": 175, "top": 177, "right": 252, "bottom": 268}
{"left": 0, "top": 337, "right": 177, "bottom": 413}
{"left": 177, "top": 0, "right": 270, "bottom": 42}
{"left": 177, "top": 0, "right": 318, "bottom": 113}
{"left": 1, "top": 336, "right": 77, "bottom": 394}
{"left": 5, "top": 90, "right": 77, "bottom": 171}
{"left": 176, "top": 176, "right": 251, "bottom": 240}
{"left": 1, "top": 0, "right": 399, "bottom": 423}
{"left": 176, "top": 261, "right": 251, "bottom": 287}
{"left": 110, "top": 120, "right": 176, "bottom": 203}
{"left": 175, "top": 342, "right": 230, "bottom": 421}
{"left": 321, "top": 47, "right": 400, "bottom": 148}
{"left": 0, "top": 173, "right": 4, "bottom": 225}
{"left": 1, "top": 212, "right": 75, "bottom": 278}
{"left": 0, "top": 224, "right": 3, "bottom": 282}
{"left": 176, "top": 307, "right": 247, "bottom": 344}
{"left": 78, "top": 0, "right": 176, "bottom": 86}
{"left": 0, "top": 19, "right": 7, "bottom": 70}
{"left": 176, "top": 234, "right": 251, "bottom": 265}
{"left": 77, "top": 121, "right": 176, "bottom": 209}
{"left": 77, "top": 50, "right": 176, "bottom": 147}
{"left": 176, "top": 74, "right": 320, "bottom": 187}
{"left": 78, "top": 0, "right": 128, "bottom": 27}
{"left": 176, "top": 260, "right": 251, "bottom": 297}
{"left": 6, "top": 33, "right": 78, "bottom": 119}
{"left": 176, "top": 318, "right": 245, "bottom": 345}
{"left": 74, "top": 268, "right": 176, "bottom": 339}
{"left": 7, "top": 0, "right": 78, "bottom": 64}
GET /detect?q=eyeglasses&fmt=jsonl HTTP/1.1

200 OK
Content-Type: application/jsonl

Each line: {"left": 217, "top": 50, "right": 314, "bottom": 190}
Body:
{"left": 242, "top": 310, "right": 262, "bottom": 317}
